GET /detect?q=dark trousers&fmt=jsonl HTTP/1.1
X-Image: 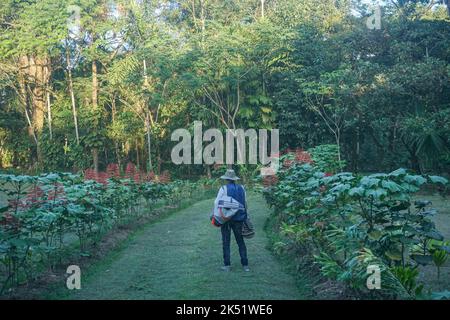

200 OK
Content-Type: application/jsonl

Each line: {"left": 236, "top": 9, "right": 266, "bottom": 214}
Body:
{"left": 221, "top": 220, "right": 248, "bottom": 266}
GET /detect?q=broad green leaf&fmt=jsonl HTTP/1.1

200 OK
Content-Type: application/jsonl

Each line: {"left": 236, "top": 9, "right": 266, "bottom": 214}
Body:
{"left": 389, "top": 168, "right": 407, "bottom": 177}
{"left": 428, "top": 176, "right": 448, "bottom": 185}
{"left": 349, "top": 187, "right": 364, "bottom": 197}
{"left": 404, "top": 175, "right": 427, "bottom": 186}
{"left": 366, "top": 188, "right": 388, "bottom": 199}
{"left": 360, "top": 176, "right": 380, "bottom": 188}
{"left": 382, "top": 180, "right": 402, "bottom": 193}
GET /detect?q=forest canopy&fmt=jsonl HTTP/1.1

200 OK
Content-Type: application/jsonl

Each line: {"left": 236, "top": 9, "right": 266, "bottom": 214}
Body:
{"left": 1, "top": 0, "right": 449, "bottom": 176}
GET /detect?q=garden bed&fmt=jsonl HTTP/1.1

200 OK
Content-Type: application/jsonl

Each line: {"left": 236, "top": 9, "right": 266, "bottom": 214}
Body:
{"left": 262, "top": 162, "right": 450, "bottom": 300}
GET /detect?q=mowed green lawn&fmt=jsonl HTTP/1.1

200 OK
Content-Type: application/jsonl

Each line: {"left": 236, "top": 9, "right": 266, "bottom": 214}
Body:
{"left": 50, "top": 194, "right": 306, "bottom": 300}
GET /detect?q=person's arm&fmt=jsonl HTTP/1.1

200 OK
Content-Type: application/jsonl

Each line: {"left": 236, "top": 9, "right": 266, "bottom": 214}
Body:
{"left": 214, "top": 186, "right": 225, "bottom": 206}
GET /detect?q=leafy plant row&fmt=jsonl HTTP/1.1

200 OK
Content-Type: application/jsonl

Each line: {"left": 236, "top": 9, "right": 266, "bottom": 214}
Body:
{"left": 0, "top": 172, "right": 209, "bottom": 294}
{"left": 263, "top": 164, "right": 449, "bottom": 299}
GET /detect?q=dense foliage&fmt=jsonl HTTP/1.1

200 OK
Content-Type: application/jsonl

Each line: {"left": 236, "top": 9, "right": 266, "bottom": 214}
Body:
{"left": 0, "top": 1, "right": 449, "bottom": 175}
{"left": 0, "top": 172, "right": 211, "bottom": 293}
{"left": 263, "top": 157, "right": 449, "bottom": 299}
{"left": 1, "top": 0, "right": 450, "bottom": 300}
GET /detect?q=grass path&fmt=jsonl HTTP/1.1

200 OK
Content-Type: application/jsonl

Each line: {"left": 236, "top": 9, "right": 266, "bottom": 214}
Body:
{"left": 56, "top": 194, "right": 306, "bottom": 300}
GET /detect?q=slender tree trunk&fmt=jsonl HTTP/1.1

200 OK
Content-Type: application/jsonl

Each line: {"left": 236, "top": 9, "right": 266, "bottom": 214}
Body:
{"left": 356, "top": 127, "right": 360, "bottom": 172}
{"left": 200, "top": 0, "right": 206, "bottom": 44}
{"left": 44, "top": 65, "right": 52, "bottom": 140}
{"left": 92, "top": 60, "right": 99, "bottom": 173}
{"left": 92, "top": 148, "right": 99, "bottom": 174}
{"left": 157, "top": 152, "right": 162, "bottom": 174}
{"left": 92, "top": 60, "right": 98, "bottom": 109}
{"left": 145, "top": 111, "right": 153, "bottom": 172}
{"left": 66, "top": 48, "right": 80, "bottom": 145}
{"left": 335, "top": 129, "right": 343, "bottom": 172}
{"left": 143, "top": 59, "right": 149, "bottom": 87}
{"left": 111, "top": 94, "right": 121, "bottom": 168}
{"left": 136, "top": 141, "right": 140, "bottom": 171}
{"left": 46, "top": 89, "right": 52, "bottom": 140}
{"left": 115, "top": 143, "right": 121, "bottom": 170}
{"left": 261, "top": 0, "right": 265, "bottom": 18}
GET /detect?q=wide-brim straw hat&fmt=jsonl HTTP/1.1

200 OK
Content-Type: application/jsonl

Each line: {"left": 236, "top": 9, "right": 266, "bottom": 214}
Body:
{"left": 220, "top": 169, "right": 240, "bottom": 181}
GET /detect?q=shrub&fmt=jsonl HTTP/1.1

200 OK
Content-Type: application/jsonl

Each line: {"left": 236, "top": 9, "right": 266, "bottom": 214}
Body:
{"left": 0, "top": 172, "right": 208, "bottom": 293}
{"left": 308, "top": 144, "right": 346, "bottom": 174}
{"left": 263, "top": 163, "right": 449, "bottom": 299}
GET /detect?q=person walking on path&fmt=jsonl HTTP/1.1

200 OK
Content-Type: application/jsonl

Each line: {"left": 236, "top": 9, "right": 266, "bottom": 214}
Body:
{"left": 214, "top": 169, "right": 250, "bottom": 272}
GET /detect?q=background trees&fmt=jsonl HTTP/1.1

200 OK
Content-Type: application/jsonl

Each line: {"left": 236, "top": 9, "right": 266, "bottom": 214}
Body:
{"left": 0, "top": 0, "right": 449, "bottom": 175}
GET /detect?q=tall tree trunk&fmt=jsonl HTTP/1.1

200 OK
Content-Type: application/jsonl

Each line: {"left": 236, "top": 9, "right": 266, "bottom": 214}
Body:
{"left": 66, "top": 48, "right": 80, "bottom": 145}
{"left": 143, "top": 59, "right": 149, "bottom": 87}
{"left": 92, "top": 60, "right": 99, "bottom": 173}
{"left": 18, "top": 55, "right": 50, "bottom": 164}
{"left": 17, "top": 57, "right": 38, "bottom": 146}
{"left": 115, "top": 142, "right": 122, "bottom": 170}
{"left": 145, "top": 111, "right": 153, "bottom": 172}
{"left": 44, "top": 64, "right": 52, "bottom": 140}
{"left": 261, "top": 0, "right": 265, "bottom": 18}
{"left": 356, "top": 126, "right": 360, "bottom": 172}
{"left": 30, "top": 56, "right": 46, "bottom": 140}
{"left": 110, "top": 93, "right": 121, "bottom": 168}
{"left": 92, "top": 60, "right": 98, "bottom": 109}
{"left": 136, "top": 141, "right": 140, "bottom": 171}
{"left": 200, "top": 0, "right": 206, "bottom": 44}
{"left": 334, "top": 128, "right": 343, "bottom": 172}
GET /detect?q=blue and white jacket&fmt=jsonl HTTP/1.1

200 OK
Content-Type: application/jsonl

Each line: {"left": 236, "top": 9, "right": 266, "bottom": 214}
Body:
{"left": 214, "top": 183, "right": 247, "bottom": 222}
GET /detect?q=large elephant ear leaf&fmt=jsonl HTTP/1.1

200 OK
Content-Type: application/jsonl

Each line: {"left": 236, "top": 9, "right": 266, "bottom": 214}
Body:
{"left": 349, "top": 186, "right": 364, "bottom": 197}
{"left": 404, "top": 175, "right": 427, "bottom": 186}
{"left": 428, "top": 175, "right": 448, "bottom": 185}
{"left": 382, "top": 180, "right": 403, "bottom": 193}
{"left": 389, "top": 168, "right": 407, "bottom": 177}
{"left": 366, "top": 188, "right": 388, "bottom": 199}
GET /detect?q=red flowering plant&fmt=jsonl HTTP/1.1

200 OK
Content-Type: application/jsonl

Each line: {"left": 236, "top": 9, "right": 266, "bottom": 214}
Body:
{"left": 106, "top": 163, "right": 121, "bottom": 178}
{"left": 159, "top": 170, "right": 171, "bottom": 184}
{"left": 262, "top": 148, "right": 313, "bottom": 188}
{"left": 124, "top": 162, "right": 137, "bottom": 181}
